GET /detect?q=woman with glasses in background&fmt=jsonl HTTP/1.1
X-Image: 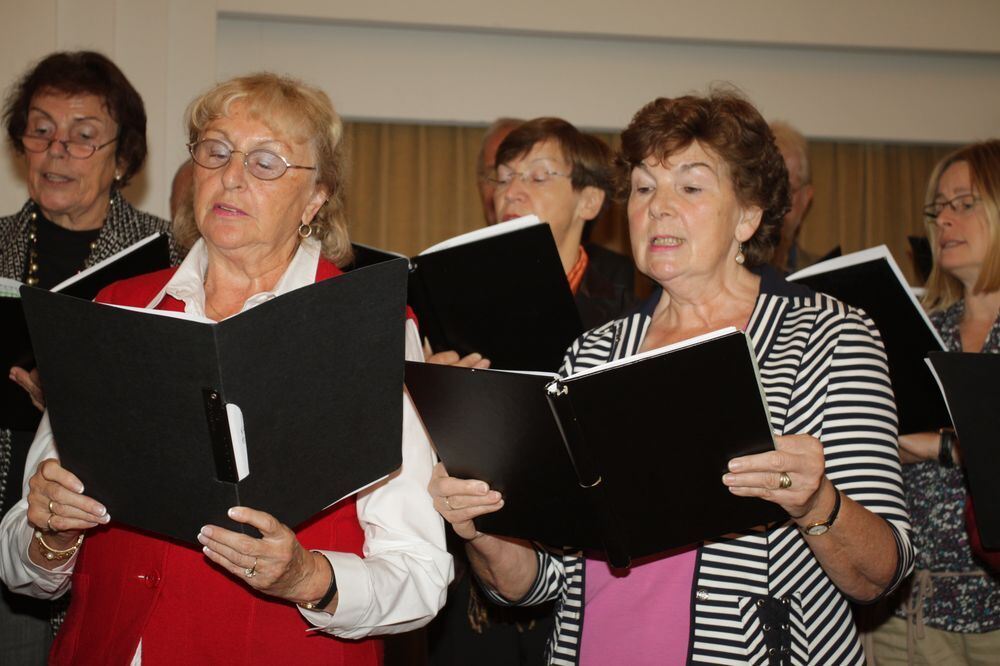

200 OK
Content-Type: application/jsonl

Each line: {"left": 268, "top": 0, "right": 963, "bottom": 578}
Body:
{"left": 0, "top": 51, "right": 180, "bottom": 665}
{"left": 426, "top": 118, "right": 637, "bottom": 666}
{"left": 0, "top": 72, "right": 451, "bottom": 665}
{"left": 873, "top": 140, "right": 1000, "bottom": 664}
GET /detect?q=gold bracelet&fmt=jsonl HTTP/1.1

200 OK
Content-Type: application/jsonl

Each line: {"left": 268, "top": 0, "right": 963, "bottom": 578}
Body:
{"left": 34, "top": 531, "right": 84, "bottom": 561}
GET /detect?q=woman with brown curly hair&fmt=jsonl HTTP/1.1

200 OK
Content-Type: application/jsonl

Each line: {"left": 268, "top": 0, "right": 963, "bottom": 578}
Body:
{"left": 0, "top": 50, "right": 182, "bottom": 665}
{"left": 429, "top": 91, "right": 913, "bottom": 664}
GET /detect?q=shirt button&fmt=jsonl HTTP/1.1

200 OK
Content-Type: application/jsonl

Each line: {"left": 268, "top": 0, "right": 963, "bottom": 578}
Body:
{"left": 138, "top": 570, "right": 160, "bottom": 588}
{"left": 695, "top": 588, "right": 709, "bottom": 601}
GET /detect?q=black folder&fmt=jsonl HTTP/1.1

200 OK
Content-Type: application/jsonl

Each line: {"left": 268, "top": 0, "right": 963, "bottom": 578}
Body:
{"left": 357, "top": 218, "right": 583, "bottom": 372}
{"left": 405, "top": 328, "right": 785, "bottom": 568}
{"left": 927, "top": 352, "right": 1000, "bottom": 550}
{"left": 21, "top": 259, "right": 408, "bottom": 545}
{"left": 788, "top": 245, "right": 949, "bottom": 434}
{"left": 1, "top": 234, "right": 171, "bottom": 431}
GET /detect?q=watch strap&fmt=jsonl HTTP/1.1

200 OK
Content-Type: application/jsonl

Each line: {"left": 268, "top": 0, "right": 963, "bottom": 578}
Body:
{"left": 300, "top": 553, "right": 338, "bottom": 611}
{"left": 802, "top": 485, "right": 842, "bottom": 536}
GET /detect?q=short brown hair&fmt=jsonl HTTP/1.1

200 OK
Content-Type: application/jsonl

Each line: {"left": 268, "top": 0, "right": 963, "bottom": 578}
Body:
{"left": 174, "top": 73, "right": 352, "bottom": 266}
{"left": 495, "top": 117, "right": 614, "bottom": 221}
{"left": 3, "top": 51, "right": 148, "bottom": 187}
{"left": 922, "top": 140, "right": 1000, "bottom": 312}
{"left": 618, "top": 91, "right": 790, "bottom": 267}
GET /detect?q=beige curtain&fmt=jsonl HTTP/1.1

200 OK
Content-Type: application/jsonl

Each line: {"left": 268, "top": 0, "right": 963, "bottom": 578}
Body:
{"left": 802, "top": 141, "right": 956, "bottom": 283}
{"left": 343, "top": 120, "right": 957, "bottom": 286}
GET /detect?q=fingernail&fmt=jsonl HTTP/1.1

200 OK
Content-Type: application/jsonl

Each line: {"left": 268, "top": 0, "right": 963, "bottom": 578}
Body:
{"left": 100, "top": 514, "right": 111, "bottom": 523}
{"left": 722, "top": 474, "right": 734, "bottom": 485}
{"left": 200, "top": 526, "right": 212, "bottom": 537}
{"left": 202, "top": 546, "right": 211, "bottom": 555}
{"left": 474, "top": 482, "right": 489, "bottom": 494}
{"left": 728, "top": 460, "right": 744, "bottom": 472}
{"left": 95, "top": 505, "right": 107, "bottom": 516}
{"left": 227, "top": 507, "right": 239, "bottom": 519}
{"left": 196, "top": 533, "right": 207, "bottom": 544}
{"left": 488, "top": 491, "right": 502, "bottom": 502}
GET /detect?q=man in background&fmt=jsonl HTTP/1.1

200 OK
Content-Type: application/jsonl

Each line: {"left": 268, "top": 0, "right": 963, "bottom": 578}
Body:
{"left": 770, "top": 121, "right": 817, "bottom": 273}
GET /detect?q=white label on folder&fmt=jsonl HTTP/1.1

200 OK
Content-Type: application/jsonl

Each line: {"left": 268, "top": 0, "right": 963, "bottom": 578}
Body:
{"left": 227, "top": 403, "right": 249, "bottom": 481}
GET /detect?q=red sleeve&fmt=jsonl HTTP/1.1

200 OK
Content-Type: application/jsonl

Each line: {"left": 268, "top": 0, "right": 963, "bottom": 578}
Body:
{"left": 966, "top": 497, "right": 1000, "bottom": 574}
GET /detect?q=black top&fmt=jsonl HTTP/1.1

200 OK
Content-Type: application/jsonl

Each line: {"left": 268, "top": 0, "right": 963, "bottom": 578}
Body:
{"left": 576, "top": 244, "right": 638, "bottom": 330}
{"left": 28, "top": 212, "right": 101, "bottom": 289}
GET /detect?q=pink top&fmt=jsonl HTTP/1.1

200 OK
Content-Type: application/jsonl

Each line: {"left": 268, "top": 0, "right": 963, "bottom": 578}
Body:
{"left": 580, "top": 547, "right": 698, "bottom": 665}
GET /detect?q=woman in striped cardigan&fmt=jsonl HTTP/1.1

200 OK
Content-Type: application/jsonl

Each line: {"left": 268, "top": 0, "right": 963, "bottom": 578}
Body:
{"left": 430, "top": 91, "right": 913, "bottom": 665}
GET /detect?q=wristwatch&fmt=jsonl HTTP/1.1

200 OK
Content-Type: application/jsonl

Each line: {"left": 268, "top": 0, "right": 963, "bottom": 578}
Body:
{"left": 801, "top": 486, "right": 842, "bottom": 536}
{"left": 300, "top": 552, "right": 338, "bottom": 611}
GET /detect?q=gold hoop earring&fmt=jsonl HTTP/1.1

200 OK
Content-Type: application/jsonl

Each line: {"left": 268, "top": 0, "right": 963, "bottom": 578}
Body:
{"left": 298, "top": 223, "right": 313, "bottom": 239}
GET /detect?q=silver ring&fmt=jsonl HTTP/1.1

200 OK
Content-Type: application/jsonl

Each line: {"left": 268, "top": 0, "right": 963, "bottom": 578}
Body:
{"left": 244, "top": 557, "right": 258, "bottom": 578}
{"left": 778, "top": 472, "right": 792, "bottom": 489}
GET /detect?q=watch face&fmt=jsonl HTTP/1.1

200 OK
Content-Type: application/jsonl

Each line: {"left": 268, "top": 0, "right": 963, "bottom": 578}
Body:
{"left": 804, "top": 524, "right": 830, "bottom": 536}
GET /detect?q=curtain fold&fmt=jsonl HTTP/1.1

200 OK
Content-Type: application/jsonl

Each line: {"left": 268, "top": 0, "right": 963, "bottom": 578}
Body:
{"left": 343, "top": 120, "right": 958, "bottom": 285}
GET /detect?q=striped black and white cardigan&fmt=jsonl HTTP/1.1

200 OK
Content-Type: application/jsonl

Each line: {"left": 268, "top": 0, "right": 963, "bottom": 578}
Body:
{"left": 482, "top": 269, "right": 914, "bottom": 665}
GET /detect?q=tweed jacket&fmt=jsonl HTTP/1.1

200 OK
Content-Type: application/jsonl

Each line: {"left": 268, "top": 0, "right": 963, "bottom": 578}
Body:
{"left": 483, "top": 268, "right": 914, "bottom": 665}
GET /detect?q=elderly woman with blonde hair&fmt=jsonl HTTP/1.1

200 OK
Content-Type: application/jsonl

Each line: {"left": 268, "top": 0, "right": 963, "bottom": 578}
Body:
{"left": 0, "top": 73, "right": 451, "bottom": 665}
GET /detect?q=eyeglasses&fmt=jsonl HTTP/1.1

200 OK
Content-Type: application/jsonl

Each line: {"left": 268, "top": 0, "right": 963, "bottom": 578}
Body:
{"left": 21, "top": 136, "right": 117, "bottom": 159}
{"left": 923, "top": 193, "right": 981, "bottom": 221}
{"left": 487, "top": 166, "right": 571, "bottom": 192}
{"left": 188, "top": 139, "right": 316, "bottom": 181}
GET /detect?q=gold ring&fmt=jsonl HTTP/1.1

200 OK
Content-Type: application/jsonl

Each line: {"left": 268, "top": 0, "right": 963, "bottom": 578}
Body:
{"left": 46, "top": 514, "right": 54, "bottom": 532}
{"left": 779, "top": 472, "right": 792, "bottom": 489}
{"left": 244, "top": 557, "right": 258, "bottom": 578}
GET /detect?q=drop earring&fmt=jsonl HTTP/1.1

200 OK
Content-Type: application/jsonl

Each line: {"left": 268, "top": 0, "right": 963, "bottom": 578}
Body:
{"left": 735, "top": 242, "right": 746, "bottom": 265}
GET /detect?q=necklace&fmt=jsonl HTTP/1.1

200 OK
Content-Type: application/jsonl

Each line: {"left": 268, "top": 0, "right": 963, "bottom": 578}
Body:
{"left": 25, "top": 209, "right": 99, "bottom": 287}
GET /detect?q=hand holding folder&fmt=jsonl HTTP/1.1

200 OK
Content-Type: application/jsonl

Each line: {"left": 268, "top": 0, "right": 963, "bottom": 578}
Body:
{"left": 408, "top": 328, "right": 786, "bottom": 567}
{"left": 21, "top": 259, "right": 409, "bottom": 545}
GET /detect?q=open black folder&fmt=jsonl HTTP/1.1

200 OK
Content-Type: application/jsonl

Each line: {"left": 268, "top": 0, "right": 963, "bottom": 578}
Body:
{"left": 20, "top": 259, "right": 408, "bottom": 546}
{"left": 349, "top": 217, "right": 583, "bottom": 372}
{"left": 927, "top": 352, "right": 1000, "bottom": 550}
{"left": 405, "top": 328, "right": 785, "bottom": 568}
{"left": 788, "top": 245, "right": 949, "bottom": 434}
{"left": 0, "top": 233, "right": 171, "bottom": 431}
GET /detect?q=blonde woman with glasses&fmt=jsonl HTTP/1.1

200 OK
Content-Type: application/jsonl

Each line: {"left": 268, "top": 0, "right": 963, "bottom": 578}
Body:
{"left": 873, "top": 139, "right": 1000, "bottom": 665}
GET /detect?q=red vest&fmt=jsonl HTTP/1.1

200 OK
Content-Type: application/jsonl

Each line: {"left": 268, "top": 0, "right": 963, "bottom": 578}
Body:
{"left": 51, "top": 259, "right": 382, "bottom": 666}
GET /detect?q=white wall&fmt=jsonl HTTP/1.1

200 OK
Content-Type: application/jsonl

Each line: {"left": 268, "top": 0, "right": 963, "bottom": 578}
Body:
{"left": 2, "top": 0, "right": 999, "bottom": 219}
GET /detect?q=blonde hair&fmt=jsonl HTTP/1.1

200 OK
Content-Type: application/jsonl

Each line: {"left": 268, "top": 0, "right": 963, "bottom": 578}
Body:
{"left": 922, "top": 139, "right": 1000, "bottom": 312}
{"left": 173, "top": 73, "right": 353, "bottom": 266}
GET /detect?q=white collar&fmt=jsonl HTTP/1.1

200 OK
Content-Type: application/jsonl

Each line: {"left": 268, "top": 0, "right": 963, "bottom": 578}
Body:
{"left": 146, "top": 237, "right": 322, "bottom": 316}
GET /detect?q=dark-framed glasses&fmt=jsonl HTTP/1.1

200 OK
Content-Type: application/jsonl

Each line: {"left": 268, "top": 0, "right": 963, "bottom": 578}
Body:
{"left": 21, "top": 136, "right": 116, "bottom": 159}
{"left": 487, "top": 165, "right": 571, "bottom": 191}
{"left": 188, "top": 139, "right": 316, "bottom": 181}
{"left": 923, "top": 193, "right": 981, "bottom": 221}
